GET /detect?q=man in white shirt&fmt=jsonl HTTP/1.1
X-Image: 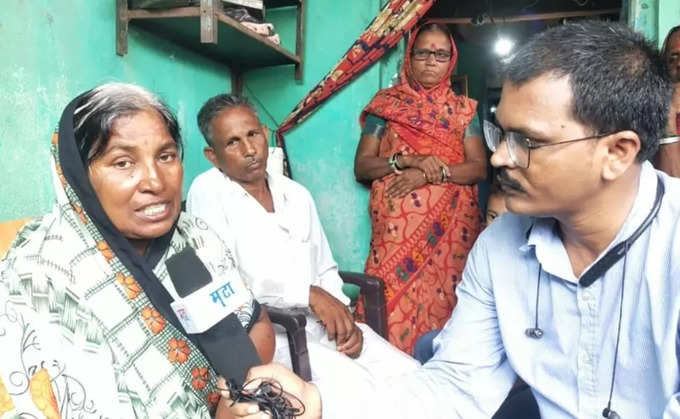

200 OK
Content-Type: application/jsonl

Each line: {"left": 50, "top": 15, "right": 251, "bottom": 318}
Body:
{"left": 186, "top": 94, "right": 418, "bottom": 385}
{"left": 223, "top": 21, "right": 680, "bottom": 419}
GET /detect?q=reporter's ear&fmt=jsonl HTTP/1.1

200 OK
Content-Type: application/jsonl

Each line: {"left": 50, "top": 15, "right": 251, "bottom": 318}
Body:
{"left": 598, "top": 130, "right": 640, "bottom": 181}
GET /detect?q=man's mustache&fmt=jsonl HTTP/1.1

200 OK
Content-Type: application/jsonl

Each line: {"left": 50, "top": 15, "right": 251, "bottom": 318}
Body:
{"left": 497, "top": 170, "right": 526, "bottom": 193}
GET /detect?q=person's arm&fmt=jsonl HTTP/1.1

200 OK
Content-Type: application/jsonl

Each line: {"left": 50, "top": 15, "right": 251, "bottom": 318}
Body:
{"left": 354, "top": 115, "right": 396, "bottom": 182}
{"left": 302, "top": 190, "right": 362, "bottom": 356}
{"left": 383, "top": 135, "right": 486, "bottom": 199}
{"left": 444, "top": 136, "right": 487, "bottom": 184}
{"left": 225, "top": 231, "right": 516, "bottom": 419}
{"left": 248, "top": 306, "right": 275, "bottom": 364}
{"left": 656, "top": 142, "right": 680, "bottom": 177}
{"left": 307, "top": 194, "right": 349, "bottom": 306}
{"left": 443, "top": 115, "right": 487, "bottom": 185}
{"left": 655, "top": 84, "right": 680, "bottom": 177}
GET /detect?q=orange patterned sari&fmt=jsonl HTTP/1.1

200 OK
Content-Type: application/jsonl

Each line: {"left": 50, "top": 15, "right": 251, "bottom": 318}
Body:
{"left": 360, "top": 25, "right": 482, "bottom": 353}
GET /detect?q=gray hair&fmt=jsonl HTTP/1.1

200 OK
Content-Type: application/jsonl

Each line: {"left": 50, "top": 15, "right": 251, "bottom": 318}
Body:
{"left": 73, "top": 82, "right": 182, "bottom": 165}
{"left": 197, "top": 94, "right": 258, "bottom": 145}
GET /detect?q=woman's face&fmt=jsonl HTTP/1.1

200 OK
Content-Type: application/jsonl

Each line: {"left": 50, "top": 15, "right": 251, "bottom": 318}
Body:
{"left": 88, "top": 110, "right": 183, "bottom": 254}
{"left": 410, "top": 30, "right": 452, "bottom": 89}
{"left": 666, "top": 31, "right": 680, "bottom": 83}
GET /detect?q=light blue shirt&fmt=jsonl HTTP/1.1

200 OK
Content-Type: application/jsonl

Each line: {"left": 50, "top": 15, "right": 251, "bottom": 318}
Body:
{"left": 319, "top": 162, "right": 680, "bottom": 418}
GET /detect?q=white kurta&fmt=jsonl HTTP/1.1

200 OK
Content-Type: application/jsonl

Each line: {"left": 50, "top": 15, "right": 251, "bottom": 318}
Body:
{"left": 187, "top": 168, "right": 418, "bottom": 382}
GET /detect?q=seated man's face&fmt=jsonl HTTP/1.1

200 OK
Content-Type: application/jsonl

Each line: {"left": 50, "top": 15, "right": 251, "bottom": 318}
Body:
{"left": 204, "top": 106, "right": 269, "bottom": 186}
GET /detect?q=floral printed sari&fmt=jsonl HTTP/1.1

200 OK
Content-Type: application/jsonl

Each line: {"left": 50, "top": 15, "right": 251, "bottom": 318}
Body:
{"left": 360, "top": 25, "right": 482, "bottom": 354}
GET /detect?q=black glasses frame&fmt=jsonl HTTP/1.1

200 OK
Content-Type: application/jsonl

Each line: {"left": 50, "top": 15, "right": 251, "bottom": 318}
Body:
{"left": 483, "top": 120, "right": 612, "bottom": 168}
{"left": 411, "top": 48, "right": 452, "bottom": 63}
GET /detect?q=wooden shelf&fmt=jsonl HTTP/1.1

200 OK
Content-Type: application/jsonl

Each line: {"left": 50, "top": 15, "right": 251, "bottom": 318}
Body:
{"left": 116, "top": 0, "right": 305, "bottom": 80}
{"left": 265, "top": 0, "right": 299, "bottom": 7}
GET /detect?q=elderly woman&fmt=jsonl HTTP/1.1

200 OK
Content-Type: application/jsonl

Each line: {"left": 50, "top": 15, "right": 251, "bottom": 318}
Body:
{"left": 655, "top": 25, "right": 680, "bottom": 177}
{"left": 0, "top": 83, "right": 274, "bottom": 417}
{"left": 354, "top": 23, "right": 486, "bottom": 353}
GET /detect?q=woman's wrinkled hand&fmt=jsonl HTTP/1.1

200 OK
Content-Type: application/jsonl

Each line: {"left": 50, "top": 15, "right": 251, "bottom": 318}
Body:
{"left": 386, "top": 168, "right": 428, "bottom": 198}
{"left": 402, "top": 154, "right": 448, "bottom": 184}
{"left": 217, "top": 364, "right": 322, "bottom": 419}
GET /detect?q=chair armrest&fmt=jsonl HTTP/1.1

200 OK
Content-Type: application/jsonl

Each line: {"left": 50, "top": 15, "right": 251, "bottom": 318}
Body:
{"left": 262, "top": 305, "right": 312, "bottom": 381}
{"left": 339, "top": 271, "right": 388, "bottom": 339}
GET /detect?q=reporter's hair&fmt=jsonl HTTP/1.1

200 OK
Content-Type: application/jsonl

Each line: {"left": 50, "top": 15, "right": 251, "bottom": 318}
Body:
{"left": 197, "top": 94, "right": 259, "bottom": 145}
{"left": 502, "top": 20, "right": 672, "bottom": 162}
{"left": 73, "top": 82, "right": 182, "bottom": 165}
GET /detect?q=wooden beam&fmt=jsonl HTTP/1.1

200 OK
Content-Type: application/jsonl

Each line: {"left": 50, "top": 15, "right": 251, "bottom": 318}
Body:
{"left": 295, "top": 0, "right": 306, "bottom": 81}
{"left": 116, "top": 0, "right": 129, "bottom": 56}
{"left": 200, "top": 0, "right": 218, "bottom": 44}
{"left": 127, "top": 7, "right": 200, "bottom": 19}
{"left": 231, "top": 71, "right": 244, "bottom": 95}
{"left": 433, "top": 8, "right": 620, "bottom": 25}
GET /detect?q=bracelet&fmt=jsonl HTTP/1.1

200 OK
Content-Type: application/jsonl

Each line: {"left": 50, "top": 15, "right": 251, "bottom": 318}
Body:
{"left": 389, "top": 152, "right": 403, "bottom": 174}
{"left": 659, "top": 136, "right": 680, "bottom": 145}
{"left": 394, "top": 152, "right": 404, "bottom": 170}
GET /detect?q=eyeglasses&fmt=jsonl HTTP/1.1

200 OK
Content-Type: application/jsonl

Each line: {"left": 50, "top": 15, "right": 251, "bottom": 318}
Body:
{"left": 483, "top": 120, "right": 610, "bottom": 169}
{"left": 411, "top": 48, "right": 452, "bottom": 63}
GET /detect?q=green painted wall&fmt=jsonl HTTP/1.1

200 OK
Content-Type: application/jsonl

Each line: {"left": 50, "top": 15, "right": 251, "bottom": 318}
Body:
{"left": 455, "top": 41, "right": 485, "bottom": 108}
{"left": 629, "top": 0, "right": 680, "bottom": 47}
{"left": 657, "top": 0, "right": 680, "bottom": 46}
{"left": 244, "top": 1, "right": 405, "bottom": 272}
{"left": 0, "top": 0, "right": 230, "bottom": 221}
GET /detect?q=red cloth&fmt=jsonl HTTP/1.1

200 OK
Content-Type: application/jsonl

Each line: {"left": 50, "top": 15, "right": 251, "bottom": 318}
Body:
{"left": 358, "top": 25, "right": 482, "bottom": 354}
{"left": 676, "top": 113, "right": 680, "bottom": 135}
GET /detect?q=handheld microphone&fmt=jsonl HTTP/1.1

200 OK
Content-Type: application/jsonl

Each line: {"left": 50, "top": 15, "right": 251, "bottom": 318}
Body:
{"left": 166, "top": 247, "right": 261, "bottom": 386}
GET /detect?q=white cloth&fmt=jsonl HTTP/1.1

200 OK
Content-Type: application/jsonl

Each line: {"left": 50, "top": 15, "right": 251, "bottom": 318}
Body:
{"left": 315, "top": 162, "right": 680, "bottom": 418}
{"left": 187, "top": 168, "right": 418, "bottom": 383}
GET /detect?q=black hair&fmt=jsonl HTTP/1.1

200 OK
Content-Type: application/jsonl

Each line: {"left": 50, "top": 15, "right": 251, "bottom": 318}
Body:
{"left": 417, "top": 22, "right": 451, "bottom": 38}
{"left": 73, "top": 83, "right": 182, "bottom": 165}
{"left": 503, "top": 21, "right": 672, "bottom": 162}
{"left": 661, "top": 25, "right": 680, "bottom": 59}
{"left": 197, "top": 94, "right": 258, "bottom": 145}
{"left": 414, "top": 22, "right": 452, "bottom": 50}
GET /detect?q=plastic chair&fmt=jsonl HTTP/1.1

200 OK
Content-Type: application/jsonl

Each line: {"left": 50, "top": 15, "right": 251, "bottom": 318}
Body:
{"left": 265, "top": 270, "right": 387, "bottom": 381}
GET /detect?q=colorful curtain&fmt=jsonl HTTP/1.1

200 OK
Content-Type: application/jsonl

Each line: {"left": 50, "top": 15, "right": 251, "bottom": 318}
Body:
{"left": 275, "top": 0, "right": 436, "bottom": 176}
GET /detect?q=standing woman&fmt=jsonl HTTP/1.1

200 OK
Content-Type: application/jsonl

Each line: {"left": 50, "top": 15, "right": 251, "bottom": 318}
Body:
{"left": 655, "top": 25, "right": 680, "bottom": 177}
{"left": 354, "top": 23, "right": 486, "bottom": 354}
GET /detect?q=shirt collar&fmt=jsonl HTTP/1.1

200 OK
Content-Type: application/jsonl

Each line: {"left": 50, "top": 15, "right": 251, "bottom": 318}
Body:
{"left": 219, "top": 168, "right": 288, "bottom": 204}
{"left": 521, "top": 162, "right": 657, "bottom": 283}
{"left": 219, "top": 168, "right": 294, "bottom": 231}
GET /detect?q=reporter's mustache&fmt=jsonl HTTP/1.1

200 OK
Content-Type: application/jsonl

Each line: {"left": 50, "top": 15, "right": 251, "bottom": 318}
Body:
{"left": 497, "top": 170, "right": 526, "bottom": 193}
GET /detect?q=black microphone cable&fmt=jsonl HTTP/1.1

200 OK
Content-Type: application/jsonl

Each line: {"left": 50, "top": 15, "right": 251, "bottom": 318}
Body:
{"left": 525, "top": 263, "right": 544, "bottom": 339}
{"left": 220, "top": 378, "right": 306, "bottom": 419}
{"left": 602, "top": 248, "right": 628, "bottom": 419}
